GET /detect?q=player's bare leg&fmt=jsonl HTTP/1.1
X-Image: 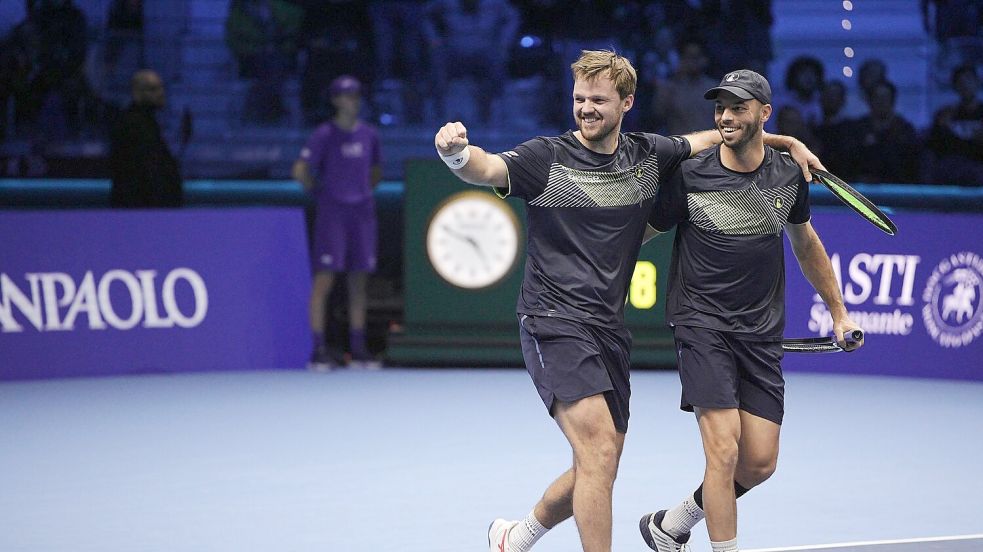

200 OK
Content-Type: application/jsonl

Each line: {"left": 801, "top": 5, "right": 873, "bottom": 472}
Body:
{"left": 534, "top": 467, "right": 575, "bottom": 528}
{"left": 696, "top": 407, "right": 741, "bottom": 542}
{"left": 554, "top": 394, "right": 625, "bottom": 552}
{"left": 734, "top": 410, "right": 780, "bottom": 490}
{"left": 641, "top": 410, "right": 779, "bottom": 551}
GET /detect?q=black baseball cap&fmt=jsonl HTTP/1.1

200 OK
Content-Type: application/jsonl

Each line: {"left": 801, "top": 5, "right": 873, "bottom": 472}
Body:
{"left": 704, "top": 69, "right": 772, "bottom": 104}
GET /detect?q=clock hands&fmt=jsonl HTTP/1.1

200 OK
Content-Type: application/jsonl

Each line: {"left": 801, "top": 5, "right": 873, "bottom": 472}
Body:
{"left": 441, "top": 224, "right": 490, "bottom": 269}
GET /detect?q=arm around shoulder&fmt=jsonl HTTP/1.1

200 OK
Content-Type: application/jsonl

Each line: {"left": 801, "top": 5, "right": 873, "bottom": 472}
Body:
{"left": 763, "top": 132, "right": 825, "bottom": 181}
{"left": 680, "top": 129, "right": 721, "bottom": 157}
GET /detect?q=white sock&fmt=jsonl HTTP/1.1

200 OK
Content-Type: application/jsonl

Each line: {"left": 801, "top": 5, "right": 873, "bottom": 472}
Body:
{"left": 508, "top": 510, "right": 547, "bottom": 551}
{"left": 661, "top": 494, "right": 705, "bottom": 538}
{"left": 711, "top": 537, "right": 739, "bottom": 552}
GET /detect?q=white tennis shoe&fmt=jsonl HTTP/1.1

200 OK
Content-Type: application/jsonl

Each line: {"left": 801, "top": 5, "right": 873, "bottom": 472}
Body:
{"left": 487, "top": 518, "right": 518, "bottom": 552}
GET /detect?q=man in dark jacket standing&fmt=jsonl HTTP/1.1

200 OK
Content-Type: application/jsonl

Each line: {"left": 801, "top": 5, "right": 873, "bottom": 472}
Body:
{"left": 110, "top": 69, "right": 182, "bottom": 207}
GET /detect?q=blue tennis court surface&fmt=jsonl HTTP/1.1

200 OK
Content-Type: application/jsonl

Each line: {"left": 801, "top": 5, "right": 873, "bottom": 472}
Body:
{"left": 1, "top": 369, "right": 981, "bottom": 551}
{"left": 745, "top": 534, "right": 983, "bottom": 551}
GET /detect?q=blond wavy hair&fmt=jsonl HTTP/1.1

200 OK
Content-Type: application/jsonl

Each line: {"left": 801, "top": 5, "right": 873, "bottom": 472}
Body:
{"left": 570, "top": 50, "right": 637, "bottom": 99}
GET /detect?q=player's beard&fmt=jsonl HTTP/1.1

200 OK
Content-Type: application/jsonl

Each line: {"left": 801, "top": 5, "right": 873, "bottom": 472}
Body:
{"left": 577, "top": 111, "right": 621, "bottom": 144}
{"left": 720, "top": 115, "right": 762, "bottom": 153}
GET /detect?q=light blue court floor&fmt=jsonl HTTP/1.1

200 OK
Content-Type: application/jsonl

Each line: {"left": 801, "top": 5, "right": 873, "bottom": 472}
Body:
{"left": 2, "top": 368, "right": 982, "bottom": 552}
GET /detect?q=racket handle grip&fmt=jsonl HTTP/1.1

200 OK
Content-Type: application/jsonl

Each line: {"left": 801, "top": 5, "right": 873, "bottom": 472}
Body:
{"left": 845, "top": 329, "right": 864, "bottom": 346}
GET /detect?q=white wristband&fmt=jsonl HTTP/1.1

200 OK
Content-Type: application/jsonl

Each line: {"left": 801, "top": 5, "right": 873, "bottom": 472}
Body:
{"left": 439, "top": 147, "right": 470, "bottom": 170}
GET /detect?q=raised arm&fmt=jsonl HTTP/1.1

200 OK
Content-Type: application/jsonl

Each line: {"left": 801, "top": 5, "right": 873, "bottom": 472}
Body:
{"left": 786, "top": 221, "right": 863, "bottom": 350}
{"left": 434, "top": 121, "right": 509, "bottom": 188}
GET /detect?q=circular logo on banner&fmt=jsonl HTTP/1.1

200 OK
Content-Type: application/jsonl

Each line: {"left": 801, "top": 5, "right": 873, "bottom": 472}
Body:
{"left": 921, "top": 252, "right": 983, "bottom": 348}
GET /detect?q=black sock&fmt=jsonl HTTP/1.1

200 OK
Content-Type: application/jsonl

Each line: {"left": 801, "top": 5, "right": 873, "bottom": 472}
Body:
{"left": 693, "top": 481, "right": 751, "bottom": 510}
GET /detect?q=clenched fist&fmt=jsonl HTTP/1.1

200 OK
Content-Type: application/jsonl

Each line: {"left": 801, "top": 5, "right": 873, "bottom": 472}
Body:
{"left": 435, "top": 122, "right": 470, "bottom": 156}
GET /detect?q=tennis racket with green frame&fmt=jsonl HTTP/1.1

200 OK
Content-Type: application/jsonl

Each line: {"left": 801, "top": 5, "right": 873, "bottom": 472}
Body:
{"left": 811, "top": 169, "right": 897, "bottom": 235}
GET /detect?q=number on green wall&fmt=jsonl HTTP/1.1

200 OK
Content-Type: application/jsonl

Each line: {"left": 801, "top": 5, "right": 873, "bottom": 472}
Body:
{"left": 629, "top": 261, "right": 657, "bottom": 309}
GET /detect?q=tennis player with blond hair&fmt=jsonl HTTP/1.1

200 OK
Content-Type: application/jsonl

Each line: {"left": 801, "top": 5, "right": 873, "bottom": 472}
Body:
{"left": 434, "top": 51, "right": 822, "bottom": 552}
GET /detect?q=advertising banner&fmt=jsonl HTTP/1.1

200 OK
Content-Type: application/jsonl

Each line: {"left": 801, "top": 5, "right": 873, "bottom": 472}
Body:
{"left": 0, "top": 208, "right": 311, "bottom": 380}
{"left": 784, "top": 211, "right": 982, "bottom": 380}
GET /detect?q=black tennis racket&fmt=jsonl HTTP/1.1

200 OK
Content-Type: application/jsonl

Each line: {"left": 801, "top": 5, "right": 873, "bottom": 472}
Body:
{"left": 782, "top": 329, "right": 864, "bottom": 353}
{"left": 811, "top": 169, "right": 897, "bottom": 236}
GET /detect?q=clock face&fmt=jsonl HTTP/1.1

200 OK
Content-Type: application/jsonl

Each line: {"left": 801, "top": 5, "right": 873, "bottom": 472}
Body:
{"left": 426, "top": 191, "right": 521, "bottom": 289}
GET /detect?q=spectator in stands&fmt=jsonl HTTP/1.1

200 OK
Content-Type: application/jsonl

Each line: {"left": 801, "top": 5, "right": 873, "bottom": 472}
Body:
{"left": 651, "top": 40, "right": 717, "bottom": 135}
{"left": 299, "top": 0, "right": 373, "bottom": 126}
{"left": 110, "top": 70, "right": 183, "bottom": 207}
{"left": 225, "top": 0, "right": 303, "bottom": 124}
{"left": 633, "top": 25, "right": 678, "bottom": 132}
{"left": 700, "top": 0, "right": 773, "bottom": 76}
{"left": 769, "top": 55, "right": 824, "bottom": 133}
{"left": 922, "top": 0, "right": 983, "bottom": 42}
{"left": 844, "top": 58, "right": 889, "bottom": 117}
{"left": 423, "top": 0, "right": 520, "bottom": 125}
{"left": 842, "top": 80, "right": 921, "bottom": 184}
{"left": 776, "top": 105, "right": 822, "bottom": 154}
{"left": 546, "top": 0, "right": 622, "bottom": 127}
{"left": 368, "top": 0, "right": 427, "bottom": 125}
{"left": 25, "top": 0, "right": 98, "bottom": 139}
{"left": 814, "top": 80, "right": 853, "bottom": 176}
{"left": 0, "top": 19, "right": 37, "bottom": 140}
{"left": 925, "top": 64, "right": 983, "bottom": 186}
{"left": 34, "top": 0, "right": 87, "bottom": 82}
{"left": 819, "top": 79, "right": 848, "bottom": 125}
{"left": 104, "top": 0, "right": 144, "bottom": 76}
{"left": 292, "top": 76, "right": 382, "bottom": 369}
{"left": 921, "top": 0, "right": 983, "bottom": 69}
{"left": 858, "top": 59, "right": 888, "bottom": 96}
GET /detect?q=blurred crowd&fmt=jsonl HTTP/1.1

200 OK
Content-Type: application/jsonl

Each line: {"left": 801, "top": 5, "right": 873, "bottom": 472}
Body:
{"left": 765, "top": 56, "right": 981, "bottom": 186}
{"left": 1, "top": 0, "right": 981, "bottom": 185}
{"left": 222, "top": 0, "right": 778, "bottom": 127}
{"left": 0, "top": 1, "right": 112, "bottom": 143}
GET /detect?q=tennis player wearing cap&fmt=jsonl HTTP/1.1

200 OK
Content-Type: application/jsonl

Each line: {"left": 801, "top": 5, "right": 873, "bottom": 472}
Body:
{"left": 435, "top": 52, "right": 824, "bottom": 552}
{"left": 292, "top": 75, "right": 382, "bottom": 368}
{"left": 638, "top": 69, "right": 863, "bottom": 552}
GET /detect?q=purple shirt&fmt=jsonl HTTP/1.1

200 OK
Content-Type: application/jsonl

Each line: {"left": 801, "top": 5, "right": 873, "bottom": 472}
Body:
{"left": 300, "top": 121, "right": 381, "bottom": 204}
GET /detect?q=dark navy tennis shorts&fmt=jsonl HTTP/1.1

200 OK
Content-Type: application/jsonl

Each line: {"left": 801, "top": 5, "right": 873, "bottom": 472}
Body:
{"left": 673, "top": 325, "right": 785, "bottom": 425}
{"left": 518, "top": 314, "right": 632, "bottom": 433}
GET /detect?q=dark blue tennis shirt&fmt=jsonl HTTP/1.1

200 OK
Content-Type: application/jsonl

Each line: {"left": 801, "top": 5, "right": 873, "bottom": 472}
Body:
{"left": 497, "top": 130, "right": 690, "bottom": 327}
{"left": 649, "top": 145, "right": 811, "bottom": 339}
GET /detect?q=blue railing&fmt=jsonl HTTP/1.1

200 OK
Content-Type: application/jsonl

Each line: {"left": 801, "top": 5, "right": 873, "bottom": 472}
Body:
{"left": 1, "top": 179, "right": 981, "bottom": 212}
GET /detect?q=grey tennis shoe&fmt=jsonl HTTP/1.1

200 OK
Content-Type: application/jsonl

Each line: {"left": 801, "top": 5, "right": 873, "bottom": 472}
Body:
{"left": 639, "top": 510, "right": 691, "bottom": 552}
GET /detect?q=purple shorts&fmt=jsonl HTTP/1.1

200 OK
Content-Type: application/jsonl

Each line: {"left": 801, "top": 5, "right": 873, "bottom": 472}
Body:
{"left": 312, "top": 199, "right": 377, "bottom": 272}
